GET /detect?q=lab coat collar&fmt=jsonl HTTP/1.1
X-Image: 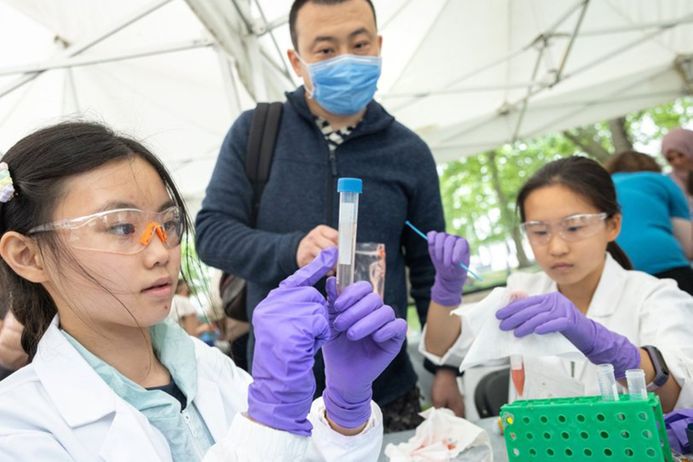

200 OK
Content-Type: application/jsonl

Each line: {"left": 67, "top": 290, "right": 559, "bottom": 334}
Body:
{"left": 585, "top": 253, "right": 626, "bottom": 318}
{"left": 33, "top": 316, "right": 118, "bottom": 427}
{"left": 33, "top": 317, "right": 175, "bottom": 460}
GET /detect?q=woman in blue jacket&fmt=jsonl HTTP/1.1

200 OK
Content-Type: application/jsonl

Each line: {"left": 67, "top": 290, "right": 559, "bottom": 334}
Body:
{"left": 606, "top": 150, "right": 692, "bottom": 295}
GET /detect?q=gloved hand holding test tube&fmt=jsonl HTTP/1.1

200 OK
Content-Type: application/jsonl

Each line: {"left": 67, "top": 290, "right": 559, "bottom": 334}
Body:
{"left": 336, "top": 178, "right": 362, "bottom": 293}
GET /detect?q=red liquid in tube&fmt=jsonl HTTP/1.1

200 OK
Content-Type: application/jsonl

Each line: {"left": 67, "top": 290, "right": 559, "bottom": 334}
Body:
{"left": 511, "top": 366, "right": 525, "bottom": 397}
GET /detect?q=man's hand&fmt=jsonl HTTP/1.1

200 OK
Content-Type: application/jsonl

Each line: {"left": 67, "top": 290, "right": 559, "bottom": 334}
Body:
{"left": 430, "top": 369, "right": 465, "bottom": 417}
{"left": 296, "top": 225, "right": 338, "bottom": 268}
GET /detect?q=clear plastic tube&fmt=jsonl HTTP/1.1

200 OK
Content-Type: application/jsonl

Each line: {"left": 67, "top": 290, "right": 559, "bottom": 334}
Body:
{"left": 626, "top": 369, "right": 647, "bottom": 400}
{"left": 336, "top": 178, "right": 362, "bottom": 293}
{"left": 597, "top": 363, "right": 619, "bottom": 401}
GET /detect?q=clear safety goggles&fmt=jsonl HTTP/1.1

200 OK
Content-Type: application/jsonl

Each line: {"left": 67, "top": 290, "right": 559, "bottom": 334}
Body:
{"left": 28, "top": 206, "right": 183, "bottom": 255}
{"left": 520, "top": 212, "right": 608, "bottom": 245}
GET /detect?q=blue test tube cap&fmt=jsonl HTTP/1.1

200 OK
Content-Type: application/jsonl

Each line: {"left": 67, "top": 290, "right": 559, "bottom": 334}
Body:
{"left": 337, "top": 177, "right": 362, "bottom": 194}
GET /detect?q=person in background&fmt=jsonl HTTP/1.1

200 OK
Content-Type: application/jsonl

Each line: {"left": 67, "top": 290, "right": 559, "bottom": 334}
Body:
{"left": 0, "top": 310, "right": 27, "bottom": 380}
{"left": 0, "top": 121, "right": 405, "bottom": 461}
{"left": 606, "top": 151, "right": 692, "bottom": 295}
{"left": 195, "top": 0, "right": 450, "bottom": 430}
{"left": 661, "top": 127, "right": 693, "bottom": 215}
{"left": 167, "top": 278, "right": 201, "bottom": 336}
{"left": 422, "top": 156, "right": 693, "bottom": 414}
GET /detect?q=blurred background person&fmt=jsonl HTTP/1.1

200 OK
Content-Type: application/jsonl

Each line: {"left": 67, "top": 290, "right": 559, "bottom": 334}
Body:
{"left": 661, "top": 128, "right": 693, "bottom": 216}
{"left": 166, "top": 278, "right": 201, "bottom": 335}
{"left": 0, "top": 310, "right": 27, "bottom": 380}
{"left": 606, "top": 150, "right": 693, "bottom": 294}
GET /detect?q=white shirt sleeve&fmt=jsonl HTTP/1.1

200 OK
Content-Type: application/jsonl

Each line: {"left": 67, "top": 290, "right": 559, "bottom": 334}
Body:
{"left": 418, "top": 323, "right": 474, "bottom": 368}
{"left": 305, "top": 398, "right": 382, "bottom": 461}
{"left": 203, "top": 399, "right": 383, "bottom": 462}
{"left": 637, "top": 277, "right": 693, "bottom": 409}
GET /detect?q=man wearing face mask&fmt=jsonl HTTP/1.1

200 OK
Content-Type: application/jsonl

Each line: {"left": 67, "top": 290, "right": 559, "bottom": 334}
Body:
{"left": 196, "top": 0, "right": 454, "bottom": 432}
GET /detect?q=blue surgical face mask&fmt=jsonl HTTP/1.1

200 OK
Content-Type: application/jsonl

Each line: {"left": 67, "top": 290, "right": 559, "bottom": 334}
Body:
{"left": 301, "top": 54, "right": 382, "bottom": 116}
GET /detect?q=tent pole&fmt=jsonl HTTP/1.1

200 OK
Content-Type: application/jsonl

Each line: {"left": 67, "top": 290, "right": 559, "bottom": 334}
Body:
{"left": 216, "top": 49, "right": 243, "bottom": 117}
{"left": 253, "top": 0, "right": 293, "bottom": 82}
{"left": 564, "top": 12, "right": 693, "bottom": 80}
{"left": 0, "top": 39, "right": 214, "bottom": 77}
{"left": 554, "top": 0, "right": 590, "bottom": 85}
{"left": 512, "top": 38, "right": 546, "bottom": 142}
{"left": 63, "top": 68, "right": 80, "bottom": 113}
{"left": 565, "top": 17, "right": 693, "bottom": 37}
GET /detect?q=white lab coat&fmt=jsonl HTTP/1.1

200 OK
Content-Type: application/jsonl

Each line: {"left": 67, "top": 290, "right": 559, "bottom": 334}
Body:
{"left": 422, "top": 254, "right": 693, "bottom": 409}
{"left": 0, "top": 317, "right": 382, "bottom": 461}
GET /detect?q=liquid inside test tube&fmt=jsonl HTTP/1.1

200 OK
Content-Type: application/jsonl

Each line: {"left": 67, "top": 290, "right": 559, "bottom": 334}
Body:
{"left": 336, "top": 178, "right": 362, "bottom": 293}
{"left": 510, "top": 355, "right": 525, "bottom": 398}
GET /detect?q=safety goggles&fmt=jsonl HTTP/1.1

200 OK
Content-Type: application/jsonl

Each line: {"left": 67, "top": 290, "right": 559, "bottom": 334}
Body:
{"left": 28, "top": 206, "right": 183, "bottom": 255}
{"left": 520, "top": 212, "right": 608, "bottom": 245}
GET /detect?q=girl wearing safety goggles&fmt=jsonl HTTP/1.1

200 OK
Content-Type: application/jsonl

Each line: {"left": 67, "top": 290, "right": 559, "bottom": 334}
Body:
{"left": 422, "top": 156, "right": 693, "bottom": 418}
{"left": 0, "top": 122, "right": 404, "bottom": 461}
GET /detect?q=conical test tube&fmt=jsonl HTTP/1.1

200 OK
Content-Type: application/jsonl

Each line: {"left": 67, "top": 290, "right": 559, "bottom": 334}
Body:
{"left": 597, "top": 363, "right": 619, "bottom": 401}
{"left": 336, "top": 178, "right": 362, "bottom": 293}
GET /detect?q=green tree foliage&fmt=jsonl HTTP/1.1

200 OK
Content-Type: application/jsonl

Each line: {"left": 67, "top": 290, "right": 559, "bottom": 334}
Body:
{"left": 628, "top": 98, "right": 693, "bottom": 147}
{"left": 180, "top": 236, "right": 209, "bottom": 296}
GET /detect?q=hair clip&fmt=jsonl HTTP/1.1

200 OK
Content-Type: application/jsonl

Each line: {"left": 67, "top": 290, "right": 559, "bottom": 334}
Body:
{"left": 0, "top": 162, "right": 16, "bottom": 203}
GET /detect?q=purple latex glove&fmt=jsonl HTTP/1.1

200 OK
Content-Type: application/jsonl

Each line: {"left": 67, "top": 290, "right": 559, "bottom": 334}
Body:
{"left": 427, "top": 231, "right": 470, "bottom": 307}
{"left": 323, "top": 277, "right": 407, "bottom": 429}
{"left": 496, "top": 292, "right": 640, "bottom": 378}
{"left": 248, "top": 247, "right": 337, "bottom": 436}
{"left": 664, "top": 409, "right": 693, "bottom": 454}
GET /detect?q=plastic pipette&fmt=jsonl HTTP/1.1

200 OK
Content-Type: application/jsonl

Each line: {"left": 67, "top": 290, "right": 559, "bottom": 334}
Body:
{"left": 336, "top": 178, "right": 362, "bottom": 293}
{"left": 404, "top": 220, "right": 483, "bottom": 281}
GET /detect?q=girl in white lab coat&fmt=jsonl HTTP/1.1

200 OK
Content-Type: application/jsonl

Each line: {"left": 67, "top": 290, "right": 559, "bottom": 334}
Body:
{"left": 0, "top": 122, "right": 406, "bottom": 461}
{"left": 423, "top": 156, "right": 693, "bottom": 414}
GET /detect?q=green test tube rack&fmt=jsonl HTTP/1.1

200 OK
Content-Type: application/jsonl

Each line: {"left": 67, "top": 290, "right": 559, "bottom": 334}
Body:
{"left": 500, "top": 393, "right": 672, "bottom": 461}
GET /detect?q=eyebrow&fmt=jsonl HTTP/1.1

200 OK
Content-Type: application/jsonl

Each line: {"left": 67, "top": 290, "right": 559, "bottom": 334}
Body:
{"left": 349, "top": 27, "right": 372, "bottom": 39}
{"left": 310, "top": 35, "right": 337, "bottom": 47}
{"left": 309, "top": 28, "right": 373, "bottom": 47}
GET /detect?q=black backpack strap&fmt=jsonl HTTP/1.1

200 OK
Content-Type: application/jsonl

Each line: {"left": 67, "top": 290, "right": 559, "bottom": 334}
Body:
{"left": 245, "top": 102, "right": 283, "bottom": 225}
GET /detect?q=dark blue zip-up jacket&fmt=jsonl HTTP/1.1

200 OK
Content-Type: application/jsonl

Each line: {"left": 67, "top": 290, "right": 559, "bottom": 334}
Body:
{"left": 195, "top": 86, "right": 445, "bottom": 406}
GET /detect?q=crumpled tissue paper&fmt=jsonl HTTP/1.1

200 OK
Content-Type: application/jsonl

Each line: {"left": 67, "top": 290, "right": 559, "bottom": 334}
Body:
{"left": 384, "top": 408, "right": 492, "bottom": 462}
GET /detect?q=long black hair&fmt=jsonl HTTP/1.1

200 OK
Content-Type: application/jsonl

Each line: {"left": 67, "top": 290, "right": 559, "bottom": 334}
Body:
{"left": 516, "top": 156, "right": 632, "bottom": 269}
{"left": 0, "top": 121, "right": 192, "bottom": 359}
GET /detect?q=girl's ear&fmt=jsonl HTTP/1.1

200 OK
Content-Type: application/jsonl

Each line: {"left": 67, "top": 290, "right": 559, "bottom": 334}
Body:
{"left": 606, "top": 213, "right": 622, "bottom": 242}
{"left": 0, "top": 232, "right": 50, "bottom": 284}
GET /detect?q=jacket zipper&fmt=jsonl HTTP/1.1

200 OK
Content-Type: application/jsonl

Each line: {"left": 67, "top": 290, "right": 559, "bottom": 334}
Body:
{"left": 326, "top": 149, "right": 338, "bottom": 226}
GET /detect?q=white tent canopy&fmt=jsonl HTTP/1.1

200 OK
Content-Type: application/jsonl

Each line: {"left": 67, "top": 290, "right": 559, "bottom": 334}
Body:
{"left": 1, "top": 0, "right": 692, "bottom": 210}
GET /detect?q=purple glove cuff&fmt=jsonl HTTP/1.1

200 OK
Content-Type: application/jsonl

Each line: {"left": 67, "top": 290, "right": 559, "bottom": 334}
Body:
{"left": 322, "top": 387, "right": 372, "bottom": 429}
{"left": 248, "top": 383, "right": 315, "bottom": 436}
{"left": 431, "top": 278, "right": 462, "bottom": 307}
